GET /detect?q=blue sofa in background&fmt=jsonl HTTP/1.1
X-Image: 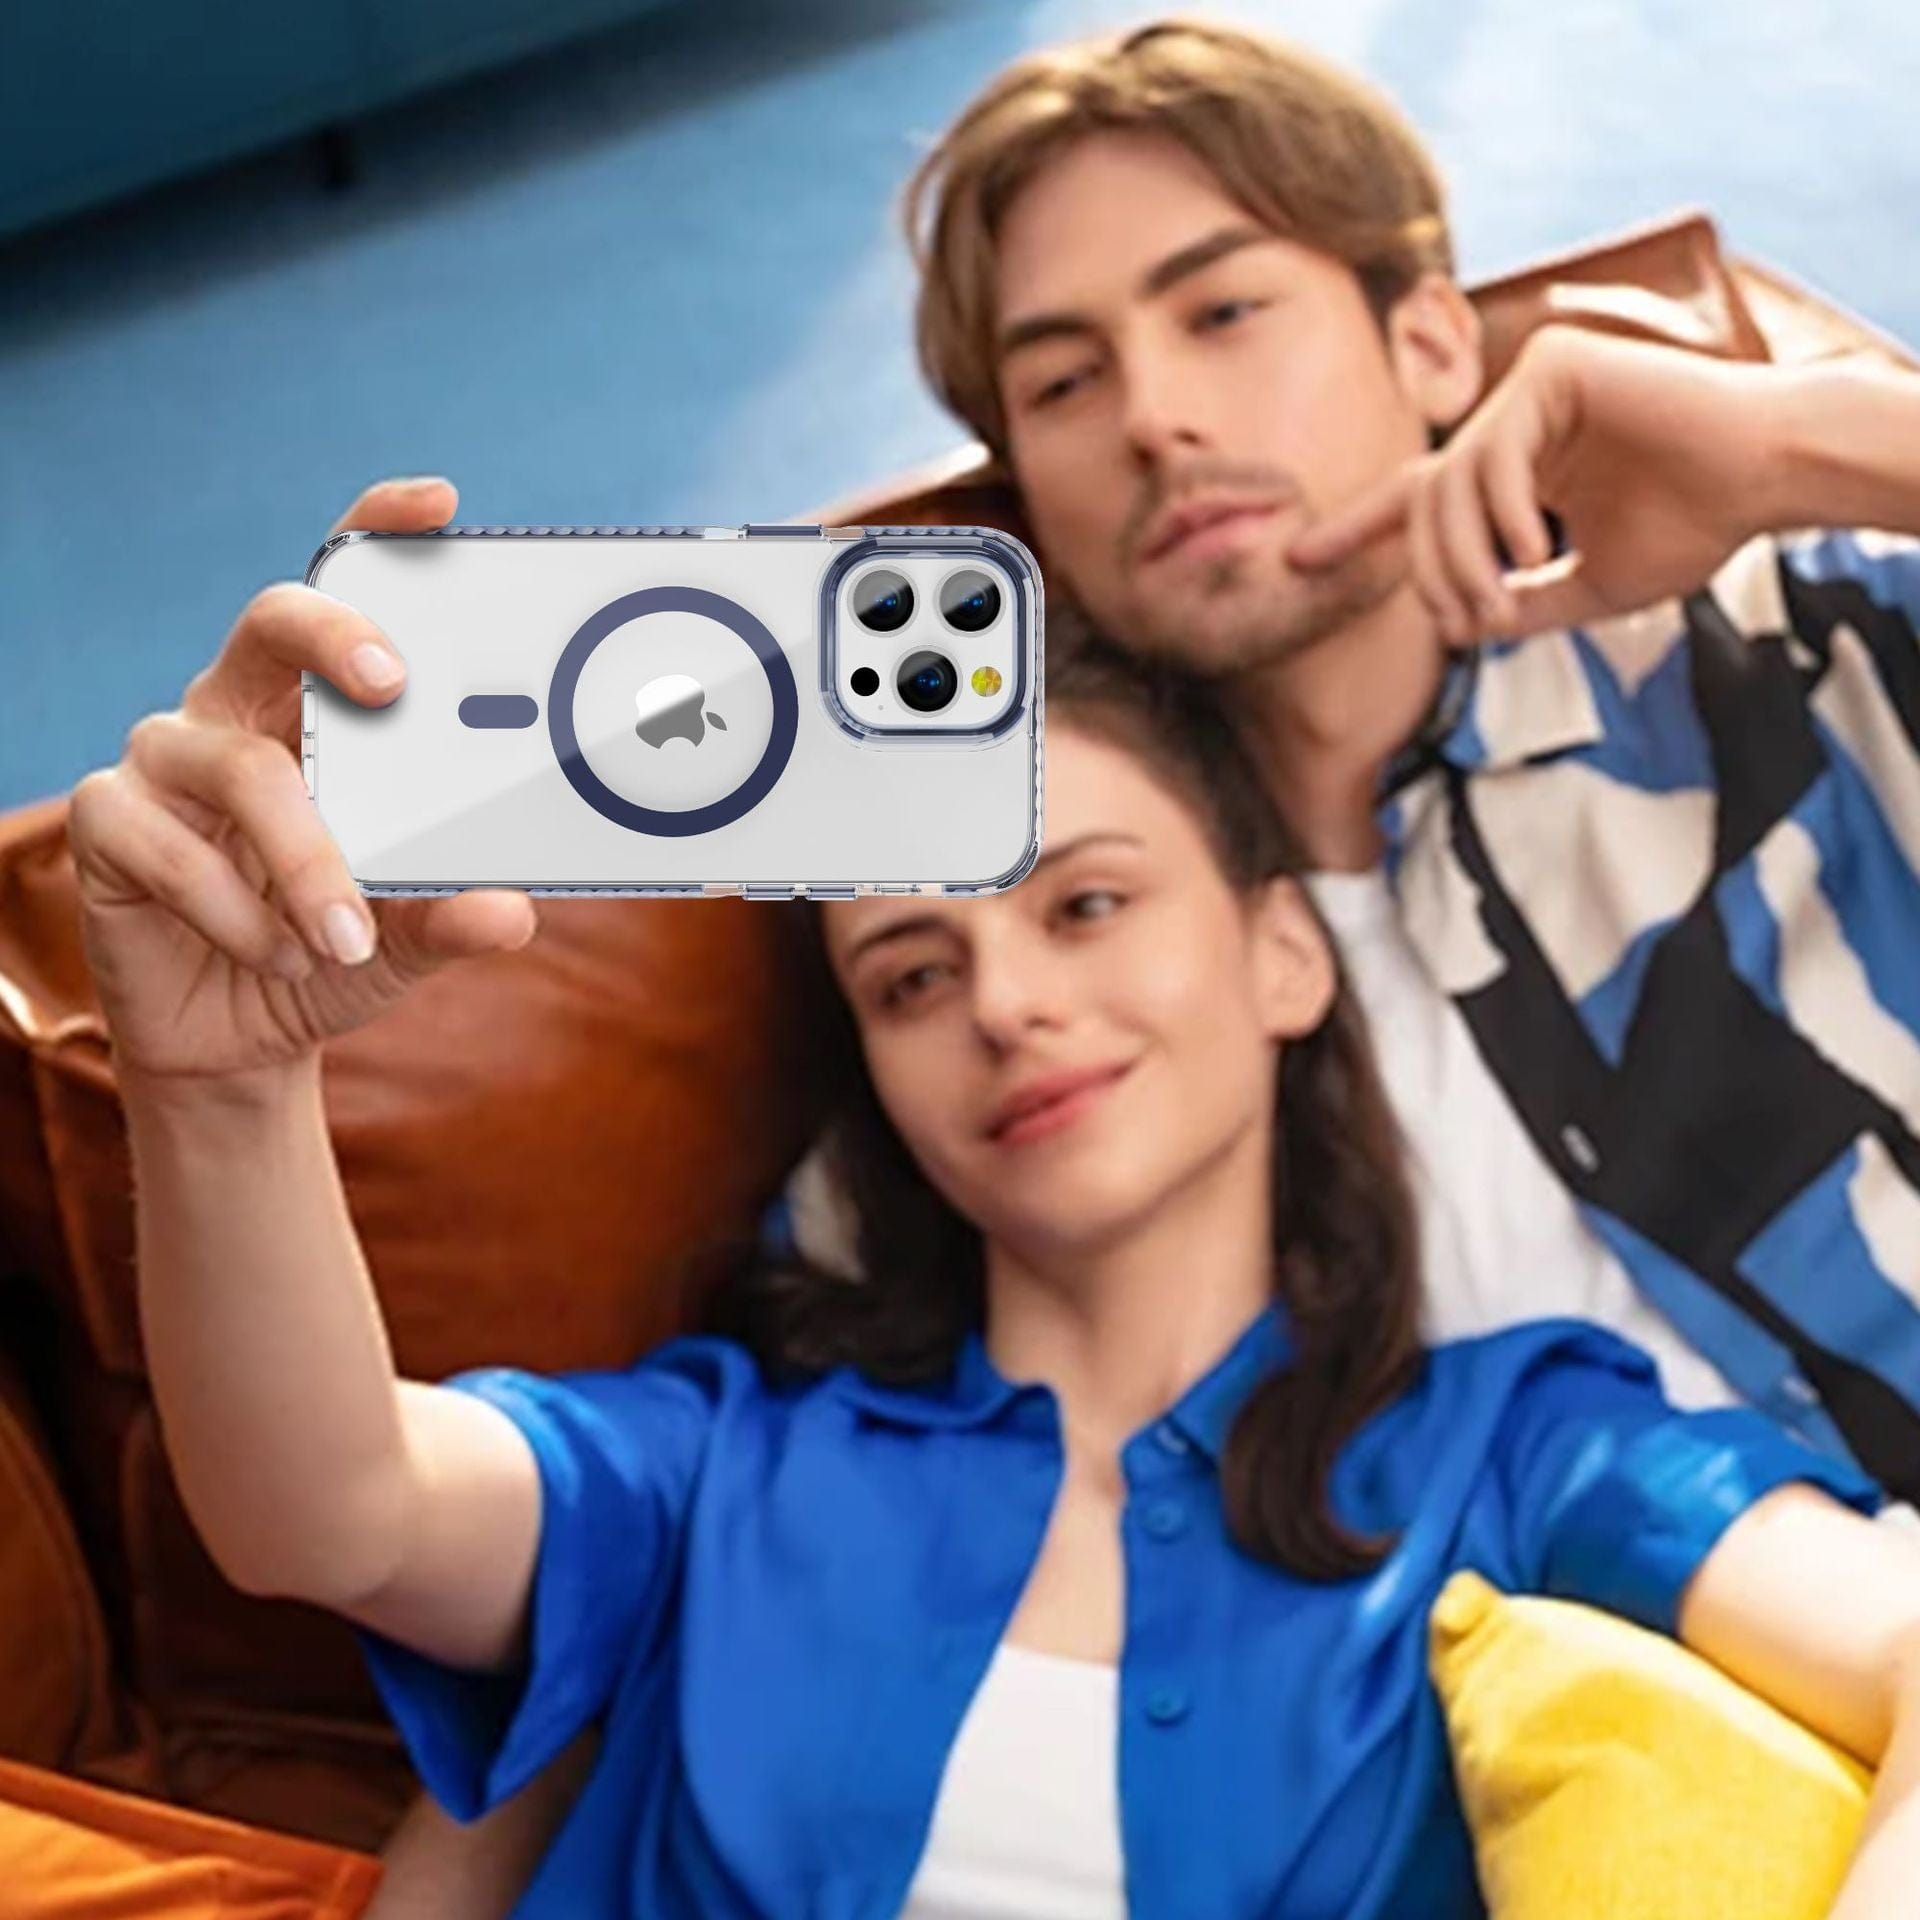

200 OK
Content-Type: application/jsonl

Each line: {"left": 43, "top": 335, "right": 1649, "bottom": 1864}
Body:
{"left": 0, "top": 0, "right": 680, "bottom": 241}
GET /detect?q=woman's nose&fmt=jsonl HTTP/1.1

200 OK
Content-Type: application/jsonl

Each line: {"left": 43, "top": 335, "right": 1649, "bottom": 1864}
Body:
{"left": 967, "top": 945, "right": 1067, "bottom": 1050}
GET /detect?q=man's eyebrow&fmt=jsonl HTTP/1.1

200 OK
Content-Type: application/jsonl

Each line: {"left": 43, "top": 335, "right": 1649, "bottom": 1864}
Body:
{"left": 843, "top": 832, "right": 1144, "bottom": 964}
{"left": 1140, "top": 223, "right": 1271, "bottom": 298}
{"left": 996, "top": 225, "right": 1273, "bottom": 359}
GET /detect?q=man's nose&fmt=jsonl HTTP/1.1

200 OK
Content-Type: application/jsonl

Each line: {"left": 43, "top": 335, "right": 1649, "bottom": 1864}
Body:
{"left": 1120, "top": 356, "right": 1207, "bottom": 469}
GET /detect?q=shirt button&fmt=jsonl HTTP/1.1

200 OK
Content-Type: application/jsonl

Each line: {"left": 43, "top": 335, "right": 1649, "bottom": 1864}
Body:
{"left": 1140, "top": 1496, "right": 1188, "bottom": 1542}
{"left": 1154, "top": 1420, "right": 1190, "bottom": 1456}
{"left": 1145, "top": 1684, "right": 1190, "bottom": 1726}
{"left": 1560, "top": 1122, "right": 1601, "bottom": 1174}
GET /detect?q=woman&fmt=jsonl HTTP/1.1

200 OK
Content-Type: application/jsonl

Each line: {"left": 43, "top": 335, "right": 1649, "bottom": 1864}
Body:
{"left": 73, "top": 481, "right": 1920, "bottom": 1918}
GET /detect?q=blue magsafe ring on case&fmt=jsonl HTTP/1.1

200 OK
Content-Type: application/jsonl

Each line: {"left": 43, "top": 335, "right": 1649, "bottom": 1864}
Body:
{"left": 547, "top": 585, "right": 800, "bottom": 837}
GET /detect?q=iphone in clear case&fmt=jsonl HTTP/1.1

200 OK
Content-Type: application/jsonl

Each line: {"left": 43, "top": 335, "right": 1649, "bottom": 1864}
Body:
{"left": 302, "top": 523, "right": 1043, "bottom": 898}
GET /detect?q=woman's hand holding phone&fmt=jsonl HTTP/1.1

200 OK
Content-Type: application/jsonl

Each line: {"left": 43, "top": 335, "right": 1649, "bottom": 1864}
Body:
{"left": 73, "top": 477, "right": 546, "bottom": 1676}
{"left": 69, "top": 476, "right": 539, "bottom": 1089}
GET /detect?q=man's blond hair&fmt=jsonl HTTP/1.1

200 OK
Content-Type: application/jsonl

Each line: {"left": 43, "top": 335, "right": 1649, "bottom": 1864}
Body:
{"left": 903, "top": 18, "right": 1452, "bottom": 455}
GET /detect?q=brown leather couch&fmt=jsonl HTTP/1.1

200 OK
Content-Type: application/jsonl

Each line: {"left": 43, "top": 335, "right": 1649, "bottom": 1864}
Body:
{"left": 0, "top": 211, "right": 1909, "bottom": 1854}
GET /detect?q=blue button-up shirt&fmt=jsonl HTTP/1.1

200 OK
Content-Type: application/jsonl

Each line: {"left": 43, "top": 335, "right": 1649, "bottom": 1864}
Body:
{"left": 361, "top": 1307, "right": 1877, "bottom": 1918}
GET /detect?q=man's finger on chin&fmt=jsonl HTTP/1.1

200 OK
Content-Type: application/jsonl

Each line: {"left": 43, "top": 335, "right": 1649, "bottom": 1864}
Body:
{"left": 1287, "top": 476, "right": 1411, "bottom": 572}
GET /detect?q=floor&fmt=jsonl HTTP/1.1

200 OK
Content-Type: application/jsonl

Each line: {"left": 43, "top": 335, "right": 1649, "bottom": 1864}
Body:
{"left": 3, "top": 0, "right": 1915, "bottom": 807}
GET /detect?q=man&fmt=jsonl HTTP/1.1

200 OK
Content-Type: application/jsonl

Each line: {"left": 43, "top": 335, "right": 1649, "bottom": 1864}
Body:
{"left": 900, "top": 18, "right": 1920, "bottom": 1499}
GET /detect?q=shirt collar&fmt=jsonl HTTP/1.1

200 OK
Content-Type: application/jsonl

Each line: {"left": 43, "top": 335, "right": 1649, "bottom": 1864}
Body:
{"left": 1382, "top": 627, "right": 1605, "bottom": 798}
{"left": 831, "top": 1300, "right": 1292, "bottom": 1463}
{"left": 1156, "top": 1300, "right": 1294, "bottom": 1462}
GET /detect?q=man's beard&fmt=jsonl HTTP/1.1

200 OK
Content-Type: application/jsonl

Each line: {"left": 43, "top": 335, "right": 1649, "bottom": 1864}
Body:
{"left": 1117, "top": 539, "right": 1399, "bottom": 678}
{"left": 1105, "top": 457, "right": 1401, "bottom": 677}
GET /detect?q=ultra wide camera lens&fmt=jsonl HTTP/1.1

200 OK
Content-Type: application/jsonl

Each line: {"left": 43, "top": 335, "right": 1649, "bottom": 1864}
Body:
{"left": 853, "top": 568, "right": 915, "bottom": 633}
{"left": 940, "top": 567, "right": 1002, "bottom": 633}
{"left": 896, "top": 649, "right": 958, "bottom": 714}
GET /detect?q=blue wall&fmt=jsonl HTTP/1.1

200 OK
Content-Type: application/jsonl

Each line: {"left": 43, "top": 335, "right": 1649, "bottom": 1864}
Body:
{"left": 4, "top": 0, "right": 1916, "bottom": 807}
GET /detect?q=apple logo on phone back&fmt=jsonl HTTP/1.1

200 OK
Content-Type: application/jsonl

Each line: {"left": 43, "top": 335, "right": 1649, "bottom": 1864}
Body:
{"left": 548, "top": 587, "right": 797, "bottom": 835}
{"left": 633, "top": 672, "right": 729, "bottom": 749}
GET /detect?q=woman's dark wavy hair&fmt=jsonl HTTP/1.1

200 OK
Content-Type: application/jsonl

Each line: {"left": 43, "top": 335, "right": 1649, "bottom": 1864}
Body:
{"left": 695, "top": 634, "right": 1423, "bottom": 1581}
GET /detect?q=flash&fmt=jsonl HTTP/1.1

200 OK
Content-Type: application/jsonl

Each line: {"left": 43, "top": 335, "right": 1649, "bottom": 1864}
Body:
{"left": 971, "top": 666, "right": 1002, "bottom": 697}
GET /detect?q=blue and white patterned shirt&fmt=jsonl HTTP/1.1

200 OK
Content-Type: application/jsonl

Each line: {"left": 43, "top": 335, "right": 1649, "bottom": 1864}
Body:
{"left": 1378, "top": 528, "right": 1920, "bottom": 1496}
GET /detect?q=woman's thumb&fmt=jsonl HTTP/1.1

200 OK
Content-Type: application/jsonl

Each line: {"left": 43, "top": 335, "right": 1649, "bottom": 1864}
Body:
{"left": 371, "top": 891, "right": 539, "bottom": 978}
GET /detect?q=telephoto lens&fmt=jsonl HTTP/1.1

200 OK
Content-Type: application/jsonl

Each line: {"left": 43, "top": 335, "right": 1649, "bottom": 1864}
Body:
{"left": 896, "top": 650, "right": 958, "bottom": 714}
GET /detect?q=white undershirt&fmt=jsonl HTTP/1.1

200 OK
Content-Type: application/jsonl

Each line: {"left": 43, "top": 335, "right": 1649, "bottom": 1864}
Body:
{"left": 899, "top": 1640, "right": 1126, "bottom": 1919}
{"left": 1305, "top": 868, "right": 1745, "bottom": 1412}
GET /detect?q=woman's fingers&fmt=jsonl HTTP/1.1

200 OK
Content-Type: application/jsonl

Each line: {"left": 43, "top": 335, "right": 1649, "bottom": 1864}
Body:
{"left": 69, "top": 768, "right": 313, "bottom": 981}
{"left": 123, "top": 711, "right": 377, "bottom": 967}
{"left": 184, "top": 478, "right": 455, "bottom": 731}
{"left": 378, "top": 891, "right": 540, "bottom": 974}
{"left": 73, "top": 753, "right": 538, "bottom": 991}
{"left": 185, "top": 582, "right": 408, "bottom": 732}
{"left": 327, "top": 475, "right": 457, "bottom": 539}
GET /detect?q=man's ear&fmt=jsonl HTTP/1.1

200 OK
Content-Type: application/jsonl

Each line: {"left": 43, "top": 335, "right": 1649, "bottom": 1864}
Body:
{"left": 1249, "top": 877, "right": 1337, "bottom": 1042}
{"left": 1384, "top": 272, "right": 1484, "bottom": 435}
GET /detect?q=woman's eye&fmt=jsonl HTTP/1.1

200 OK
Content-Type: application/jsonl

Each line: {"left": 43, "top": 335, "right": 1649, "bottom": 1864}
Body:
{"left": 1060, "top": 888, "right": 1124, "bottom": 924}
{"left": 882, "top": 961, "right": 952, "bottom": 1008}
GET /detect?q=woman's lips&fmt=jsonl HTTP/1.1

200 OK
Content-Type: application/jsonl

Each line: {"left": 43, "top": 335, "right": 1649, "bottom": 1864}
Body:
{"left": 987, "top": 1063, "right": 1134, "bottom": 1147}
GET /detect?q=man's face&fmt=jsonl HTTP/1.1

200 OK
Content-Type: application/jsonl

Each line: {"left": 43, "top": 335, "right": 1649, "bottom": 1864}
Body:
{"left": 993, "top": 130, "right": 1448, "bottom": 673}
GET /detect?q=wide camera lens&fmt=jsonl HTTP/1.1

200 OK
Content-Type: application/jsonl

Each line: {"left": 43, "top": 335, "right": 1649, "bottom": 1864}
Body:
{"left": 853, "top": 568, "right": 915, "bottom": 633}
{"left": 940, "top": 568, "right": 1002, "bottom": 633}
{"left": 896, "top": 649, "right": 958, "bottom": 714}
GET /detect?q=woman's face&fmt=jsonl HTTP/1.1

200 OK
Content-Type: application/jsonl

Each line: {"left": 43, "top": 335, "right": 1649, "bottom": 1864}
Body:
{"left": 821, "top": 722, "right": 1334, "bottom": 1259}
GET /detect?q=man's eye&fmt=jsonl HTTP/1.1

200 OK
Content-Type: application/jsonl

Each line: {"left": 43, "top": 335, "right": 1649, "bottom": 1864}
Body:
{"left": 1195, "top": 297, "right": 1264, "bottom": 332}
{"left": 1029, "top": 366, "right": 1094, "bottom": 409}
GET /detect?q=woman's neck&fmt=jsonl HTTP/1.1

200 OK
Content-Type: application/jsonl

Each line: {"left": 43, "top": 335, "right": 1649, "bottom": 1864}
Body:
{"left": 980, "top": 1116, "right": 1275, "bottom": 1472}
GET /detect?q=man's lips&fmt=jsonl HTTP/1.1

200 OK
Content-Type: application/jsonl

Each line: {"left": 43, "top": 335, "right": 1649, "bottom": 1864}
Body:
{"left": 985, "top": 1061, "right": 1135, "bottom": 1146}
{"left": 1138, "top": 500, "right": 1278, "bottom": 567}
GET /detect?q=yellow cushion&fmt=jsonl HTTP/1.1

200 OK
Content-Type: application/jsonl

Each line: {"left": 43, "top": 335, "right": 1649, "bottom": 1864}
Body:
{"left": 1429, "top": 1570, "right": 1871, "bottom": 1918}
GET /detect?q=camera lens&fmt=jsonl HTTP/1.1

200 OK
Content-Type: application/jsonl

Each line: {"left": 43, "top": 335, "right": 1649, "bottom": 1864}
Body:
{"left": 852, "top": 568, "right": 915, "bottom": 633}
{"left": 895, "top": 649, "right": 958, "bottom": 714}
{"left": 940, "top": 568, "right": 1002, "bottom": 634}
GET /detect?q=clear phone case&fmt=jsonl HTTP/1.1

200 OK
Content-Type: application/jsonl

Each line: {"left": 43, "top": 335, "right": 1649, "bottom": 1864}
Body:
{"left": 302, "top": 523, "right": 1043, "bottom": 898}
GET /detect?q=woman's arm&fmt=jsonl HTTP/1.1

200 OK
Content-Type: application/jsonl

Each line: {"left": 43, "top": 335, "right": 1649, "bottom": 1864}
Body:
{"left": 74, "top": 475, "right": 548, "bottom": 1675}
{"left": 363, "top": 1730, "right": 599, "bottom": 1920}
{"left": 1678, "top": 1486, "right": 1920, "bottom": 1914}
{"left": 127, "top": 1056, "right": 541, "bottom": 1671}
